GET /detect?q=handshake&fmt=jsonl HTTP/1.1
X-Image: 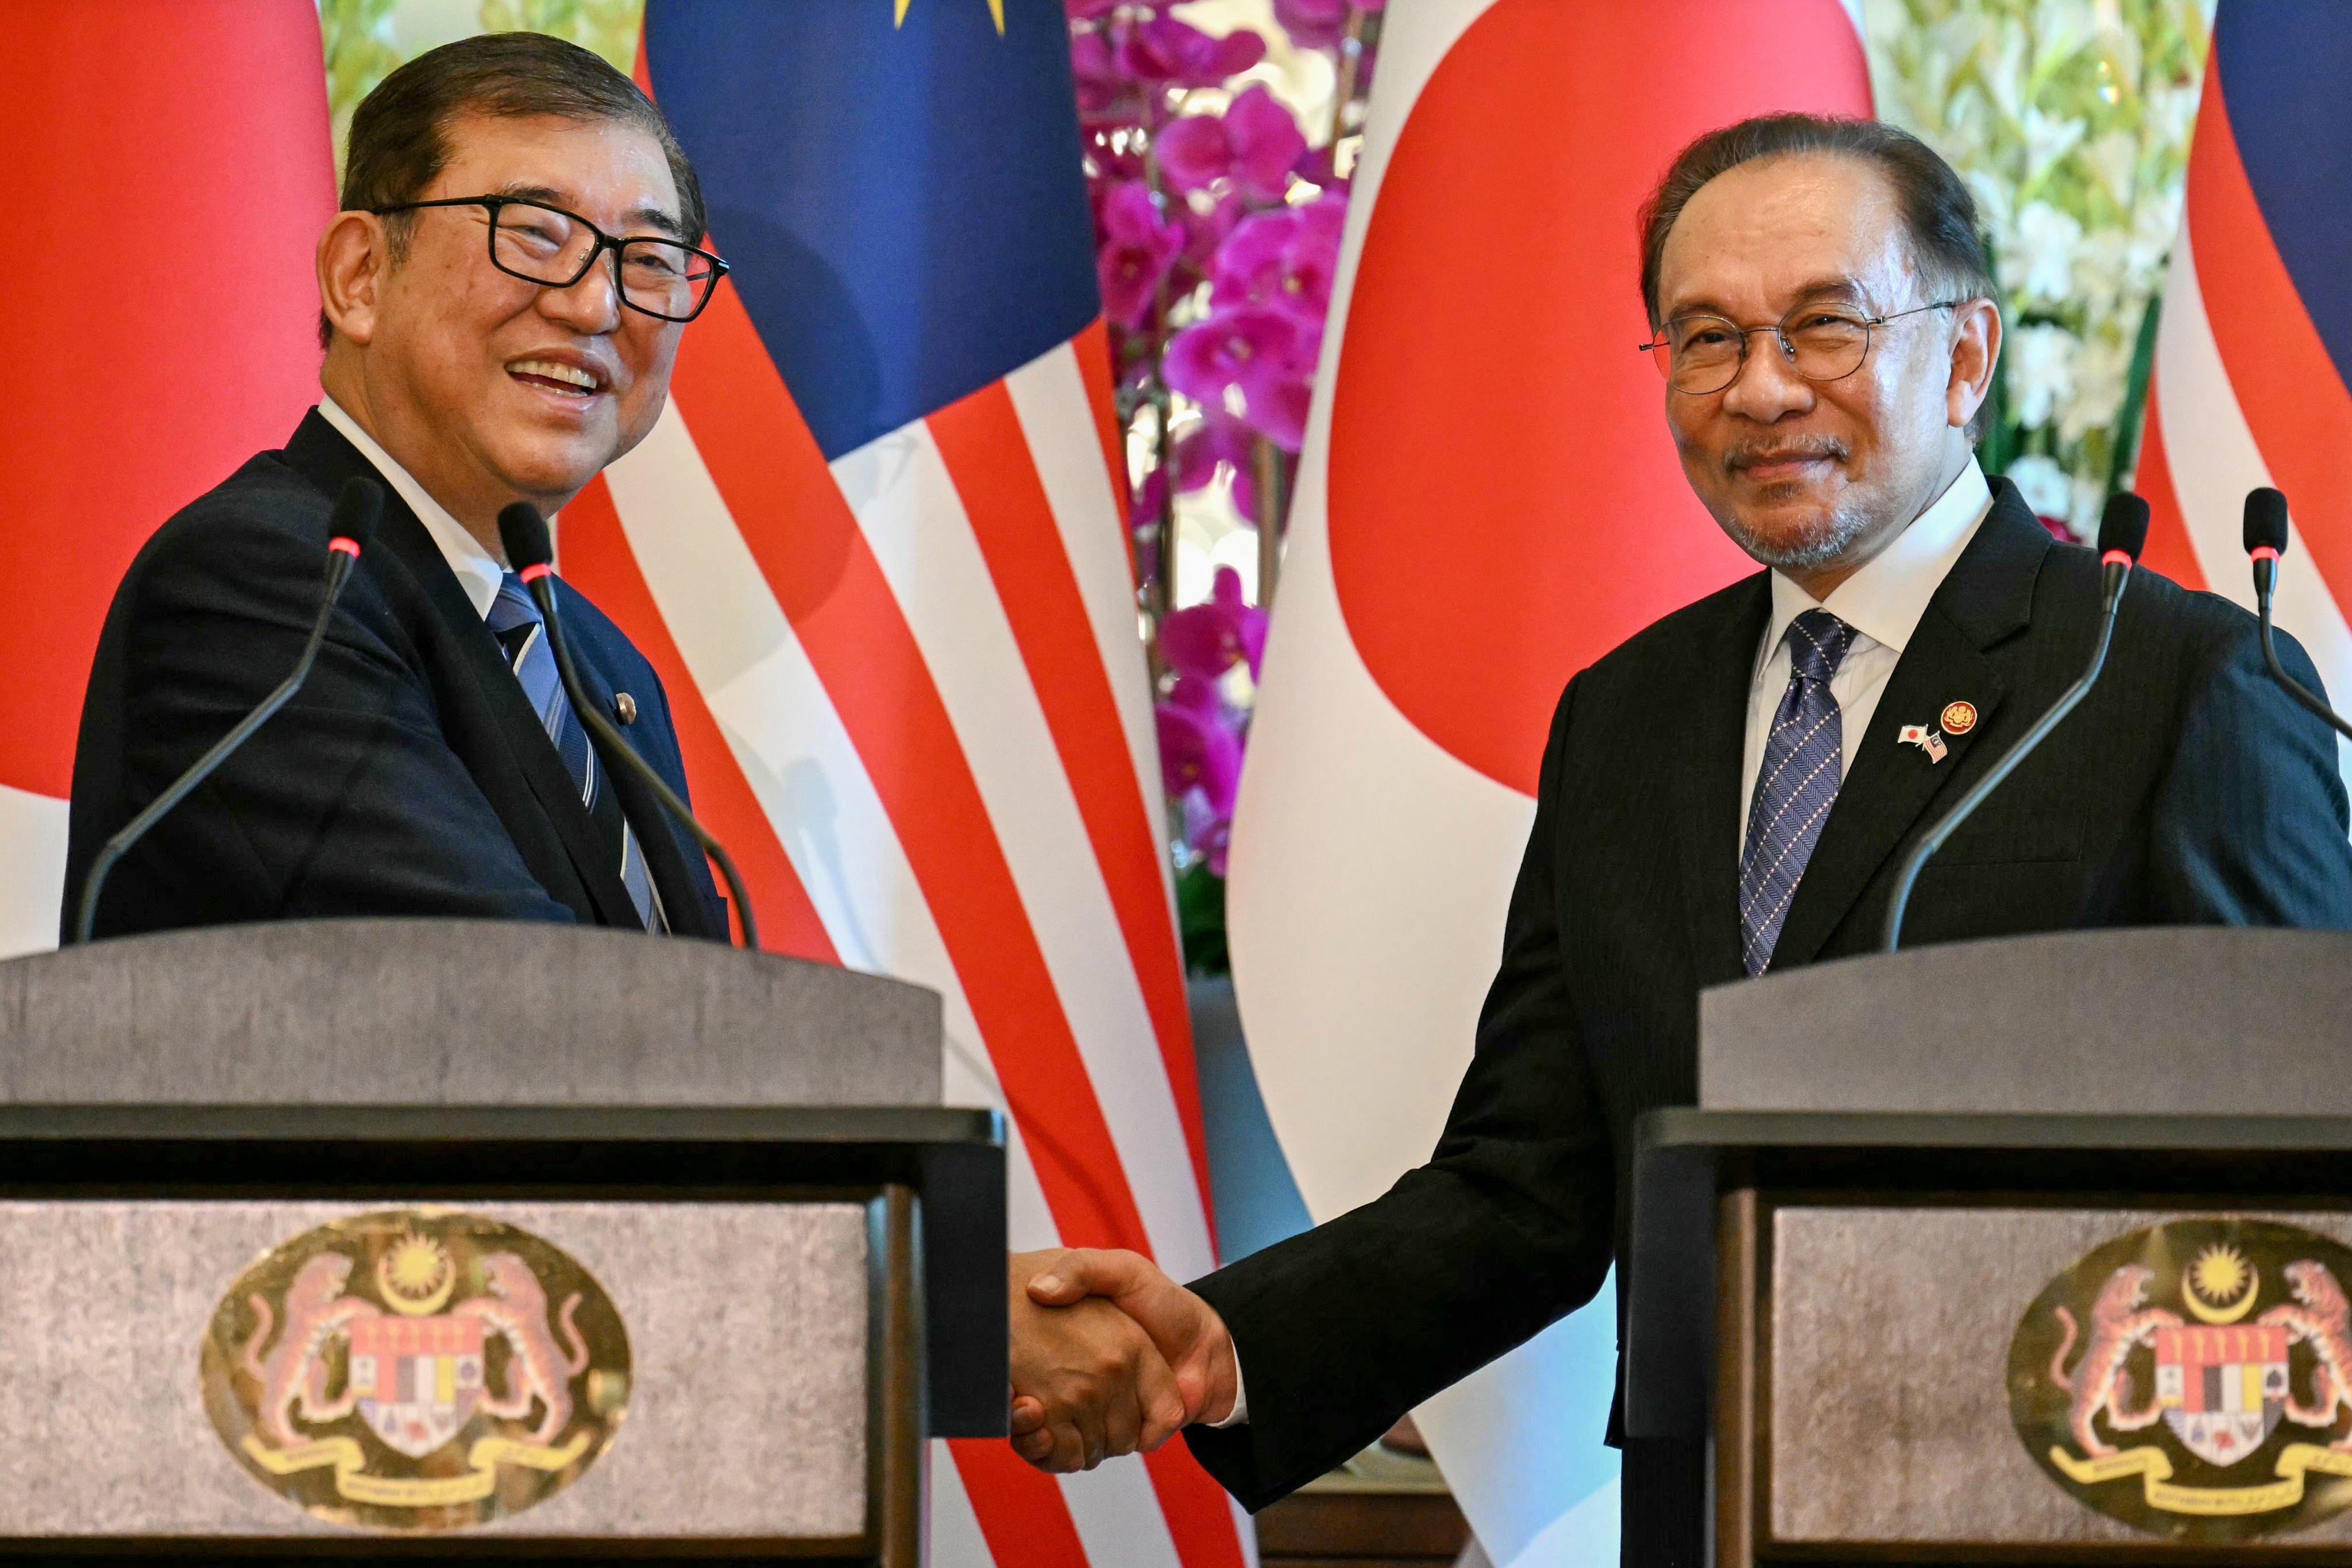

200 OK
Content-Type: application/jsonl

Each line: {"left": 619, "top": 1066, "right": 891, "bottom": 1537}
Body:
{"left": 1006, "top": 1246, "right": 1241, "bottom": 1472}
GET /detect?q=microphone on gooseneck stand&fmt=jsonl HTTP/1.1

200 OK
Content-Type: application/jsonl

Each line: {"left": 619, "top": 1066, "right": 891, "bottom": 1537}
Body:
{"left": 494, "top": 502, "right": 760, "bottom": 951}
{"left": 1880, "top": 491, "right": 2151, "bottom": 953}
{"left": 2243, "top": 486, "right": 2352, "bottom": 741}
{"left": 72, "top": 476, "right": 385, "bottom": 945}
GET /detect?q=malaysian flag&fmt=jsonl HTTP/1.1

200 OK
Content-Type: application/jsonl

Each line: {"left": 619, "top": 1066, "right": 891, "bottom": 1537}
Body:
{"left": 554, "top": 5, "right": 1245, "bottom": 1565}
{"left": 2135, "top": 1, "right": 2352, "bottom": 800}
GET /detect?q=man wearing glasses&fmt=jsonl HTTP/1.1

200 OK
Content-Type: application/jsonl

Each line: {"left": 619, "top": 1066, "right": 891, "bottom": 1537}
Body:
{"left": 1003, "top": 115, "right": 2352, "bottom": 1558}
{"left": 64, "top": 33, "right": 732, "bottom": 938}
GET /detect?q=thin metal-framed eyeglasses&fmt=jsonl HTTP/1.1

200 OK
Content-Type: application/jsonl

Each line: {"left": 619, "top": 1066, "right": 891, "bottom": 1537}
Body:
{"left": 1637, "top": 299, "right": 1964, "bottom": 396}
{"left": 371, "top": 195, "right": 731, "bottom": 323}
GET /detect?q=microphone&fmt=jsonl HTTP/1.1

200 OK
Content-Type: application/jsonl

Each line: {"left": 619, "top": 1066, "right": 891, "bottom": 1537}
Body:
{"left": 2243, "top": 486, "right": 2352, "bottom": 741}
{"left": 495, "top": 502, "right": 760, "bottom": 950}
{"left": 1880, "top": 492, "right": 2150, "bottom": 952}
{"left": 72, "top": 476, "right": 384, "bottom": 944}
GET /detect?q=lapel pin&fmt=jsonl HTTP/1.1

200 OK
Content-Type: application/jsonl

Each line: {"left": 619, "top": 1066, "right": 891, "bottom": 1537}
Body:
{"left": 1940, "top": 700, "right": 1977, "bottom": 735}
{"left": 614, "top": 692, "right": 639, "bottom": 725}
{"left": 1898, "top": 723, "right": 1949, "bottom": 763}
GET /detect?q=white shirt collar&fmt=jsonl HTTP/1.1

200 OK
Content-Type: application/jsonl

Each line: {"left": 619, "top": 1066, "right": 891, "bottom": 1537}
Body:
{"left": 316, "top": 396, "right": 505, "bottom": 620}
{"left": 1759, "top": 458, "right": 1994, "bottom": 669}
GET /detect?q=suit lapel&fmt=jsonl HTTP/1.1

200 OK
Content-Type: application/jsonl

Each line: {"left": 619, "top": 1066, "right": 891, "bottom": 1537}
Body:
{"left": 1671, "top": 574, "right": 1771, "bottom": 987}
{"left": 281, "top": 412, "right": 643, "bottom": 929}
{"left": 1767, "top": 487, "right": 2052, "bottom": 968}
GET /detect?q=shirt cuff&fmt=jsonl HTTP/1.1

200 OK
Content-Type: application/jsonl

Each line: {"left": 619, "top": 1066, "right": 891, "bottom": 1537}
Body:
{"left": 1204, "top": 1349, "right": 1248, "bottom": 1428}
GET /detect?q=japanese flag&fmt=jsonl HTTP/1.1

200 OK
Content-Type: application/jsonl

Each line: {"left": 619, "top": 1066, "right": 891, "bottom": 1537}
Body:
{"left": 1225, "top": 3, "right": 1871, "bottom": 1561}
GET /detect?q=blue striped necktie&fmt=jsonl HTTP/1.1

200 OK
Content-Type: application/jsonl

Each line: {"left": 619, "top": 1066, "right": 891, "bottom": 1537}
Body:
{"left": 486, "top": 572, "right": 662, "bottom": 931}
{"left": 1739, "top": 609, "right": 1854, "bottom": 975}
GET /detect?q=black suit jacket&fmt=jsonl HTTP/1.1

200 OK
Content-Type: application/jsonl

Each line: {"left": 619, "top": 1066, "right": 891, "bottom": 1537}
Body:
{"left": 64, "top": 410, "right": 727, "bottom": 940}
{"left": 1183, "top": 481, "right": 2352, "bottom": 1555}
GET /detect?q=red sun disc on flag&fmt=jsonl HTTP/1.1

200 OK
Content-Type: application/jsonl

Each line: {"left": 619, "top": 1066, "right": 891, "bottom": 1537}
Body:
{"left": 1325, "top": 0, "right": 1870, "bottom": 796}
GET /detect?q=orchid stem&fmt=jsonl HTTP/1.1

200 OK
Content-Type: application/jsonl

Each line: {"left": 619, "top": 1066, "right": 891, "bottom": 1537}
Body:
{"left": 1328, "top": 5, "right": 1368, "bottom": 149}
{"left": 1254, "top": 436, "right": 1285, "bottom": 609}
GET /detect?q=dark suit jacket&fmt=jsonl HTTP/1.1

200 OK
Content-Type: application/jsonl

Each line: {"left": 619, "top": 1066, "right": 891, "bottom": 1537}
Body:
{"left": 1183, "top": 481, "right": 2352, "bottom": 1557}
{"left": 64, "top": 410, "right": 728, "bottom": 941}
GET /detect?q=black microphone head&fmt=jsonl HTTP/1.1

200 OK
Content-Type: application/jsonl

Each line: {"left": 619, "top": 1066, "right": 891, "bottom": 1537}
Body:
{"left": 2097, "top": 491, "right": 2150, "bottom": 562}
{"left": 329, "top": 475, "right": 384, "bottom": 551}
{"left": 2245, "top": 486, "right": 2291, "bottom": 557}
{"left": 497, "top": 502, "right": 554, "bottom": 573}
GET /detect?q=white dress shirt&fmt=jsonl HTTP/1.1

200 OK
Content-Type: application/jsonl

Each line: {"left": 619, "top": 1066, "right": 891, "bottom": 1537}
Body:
{"left": 316, "top": 396, "right": 507, "bottom": 620}
{"left": 1737, "top": 460, "right": 1994, "bottom": 852}
{"left": 1210, "top": 462, "right": 1994, "bottom": 1435}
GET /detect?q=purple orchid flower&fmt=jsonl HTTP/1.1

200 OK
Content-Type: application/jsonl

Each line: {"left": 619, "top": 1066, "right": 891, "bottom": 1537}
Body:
{"left": 1164, "top": 306, "right": 1304, "bottom": 408}
{"left": 1156, "top": 113, "right": 1234, "bottom": 196}
{"left": 1211, "top": 192, "right": 1346, "bottom": 326}
{"left": 1185, "top": 801, "right": 1233, "bottom": 878}
{"left": 1289, "top": 144, "right": 1349, "bottom": 192}
{"left": 1086, "top": 129, "right": 1148, "bottom": 184}
{"left": 1065, "top": 0, "right": 1119, "bottom": 19}
{"left": 1208, "top": 204, "right": 1296, "bottom": 306}
{"left": 1117, "top": 16, "right": 1268, "bottom": 88}
{"left": 1165, "top": 307, "right": 1320, "bottom": 450}
{"left": 1247, "top": 373, "right": 1315, "bottom": 451}
{"left": 1160, "top": 565, "right": 1269, "bottom": 682}
{"left": 1134, "top": 464, "right": 1169, "bottom": 531}
{"left": 1157, "top": 675, "right": 1243, "bottom": 820}
{"left": 1095, "top": 180, "right": 1183, "bottom": 331}
{"left": 1069, "top": 28, "right": 1124, "bottom": 118}
{"left": 1272, "top": 0, "right": 1386, "bottom": 51}
{"left": 1170, "top": 414, "right": 1257, "bottom": 517}
{"left": 1177, "top": 189, "right": 1245, "bottom": 271}
{"left": 1155, "top": 86, "right": 1306, "bottom": 203}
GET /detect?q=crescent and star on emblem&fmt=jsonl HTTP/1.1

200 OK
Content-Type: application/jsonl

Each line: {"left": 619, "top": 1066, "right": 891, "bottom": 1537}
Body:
{"left": 2185, "top": 1244, "right": 2261, "bottom": 1324}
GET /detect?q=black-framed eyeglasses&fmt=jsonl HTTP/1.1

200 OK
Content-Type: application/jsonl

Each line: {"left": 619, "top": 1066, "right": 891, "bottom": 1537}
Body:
{"left": 372, "top": 195, "right": 731, "bottom": 323}
{"left": 1638, "top": 299, "right": 1965, "bottom": 396}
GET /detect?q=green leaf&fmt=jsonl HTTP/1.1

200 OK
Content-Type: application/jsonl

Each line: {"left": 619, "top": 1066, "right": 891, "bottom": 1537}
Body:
{"left": 2108, "top": 291, "right": 2162, "bottom": 495}
{"left": 1175, "top": 861, "right": 1230, "bottom": 978}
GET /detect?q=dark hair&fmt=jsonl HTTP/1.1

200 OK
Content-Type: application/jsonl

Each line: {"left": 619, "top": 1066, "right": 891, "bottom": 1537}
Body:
{"left": 1636, "top": 115, "right": 1998, "bottom": 437}
{"left": 320, "top": 32, "right": 707, "bottom": 347}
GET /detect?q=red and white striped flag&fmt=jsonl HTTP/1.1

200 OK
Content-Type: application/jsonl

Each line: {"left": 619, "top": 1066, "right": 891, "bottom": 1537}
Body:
{"left": 0, "top": 0, "right": 333, "bottom": 955}
{"left": 1227, "top": 2, "right": 1870, "bottom": 1561}
{"left": 2137, "top": 0, "right": 2352, "bottom": 796}
{"left": 556, "top": 5, "right": 1249, "bottom": 1565}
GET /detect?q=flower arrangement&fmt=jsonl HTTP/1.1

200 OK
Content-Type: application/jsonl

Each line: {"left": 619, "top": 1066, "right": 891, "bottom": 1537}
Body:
{"left": 323, "top": 0, "right": 639, "bottom": 178}
{"left": 1864, "top": 0, "right": 2214, "bottom": 536}
{"left": 1073, "top": 0, "right": 1380, "bottom": 973}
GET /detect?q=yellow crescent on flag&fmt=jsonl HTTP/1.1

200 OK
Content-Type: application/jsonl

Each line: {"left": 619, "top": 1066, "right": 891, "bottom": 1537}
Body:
{"left": 894, "top": 0, "right": 1006, "bottom": 34}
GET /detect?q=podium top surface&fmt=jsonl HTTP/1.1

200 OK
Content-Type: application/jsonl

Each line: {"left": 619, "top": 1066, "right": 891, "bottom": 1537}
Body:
{"left": 1700, "top": 925, "right": 2352, "bottom": 1118}
{"left": 0, "top": 919, "right": 941, "bottom": 1107}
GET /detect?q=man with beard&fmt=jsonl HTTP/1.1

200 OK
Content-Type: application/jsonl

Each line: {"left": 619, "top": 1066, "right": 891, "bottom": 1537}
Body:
{"left": 998, "top": 114, "right": 2352, "bottom": 1558}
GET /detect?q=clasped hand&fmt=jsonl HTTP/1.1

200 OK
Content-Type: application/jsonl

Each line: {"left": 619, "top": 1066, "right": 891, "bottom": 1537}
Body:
{"left": 1007, "top": 1247, "right": 1237, "bottom": 1473}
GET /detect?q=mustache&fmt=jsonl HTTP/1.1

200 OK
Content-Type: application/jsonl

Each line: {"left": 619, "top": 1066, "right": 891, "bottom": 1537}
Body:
{"left": 1724, "top": 438, "right": 1848, "bottom": 473}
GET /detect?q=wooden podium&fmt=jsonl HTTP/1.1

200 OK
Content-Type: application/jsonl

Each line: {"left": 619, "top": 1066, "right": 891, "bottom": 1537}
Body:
{"left": 0, "top": 920, "right": 1003, "bottom": 1563}
{"left": 1629, "top": 928, "right": 2352, "bottom": 1563}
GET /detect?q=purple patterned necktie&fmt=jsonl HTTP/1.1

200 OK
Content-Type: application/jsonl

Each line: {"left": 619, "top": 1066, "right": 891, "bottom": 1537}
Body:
{"left": 1739, "top": 608, "right": 1854, "bottom": 975}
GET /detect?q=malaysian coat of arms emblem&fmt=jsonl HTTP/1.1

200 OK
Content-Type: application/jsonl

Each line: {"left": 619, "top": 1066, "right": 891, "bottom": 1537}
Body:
{"left": 200, "top": 1208, "right": 630, "bottom": 1531}
{"left": 2009, "top": 1217, "right": 2352, "bottom": 1541}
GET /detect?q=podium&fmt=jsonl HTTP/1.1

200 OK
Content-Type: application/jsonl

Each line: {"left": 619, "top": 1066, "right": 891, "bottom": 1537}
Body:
{"left": 0, "top": 920, "right": 1003, "bottom": 1563}
{"left": 1630, "top": 928, "right": 2352, "bottom": 1563}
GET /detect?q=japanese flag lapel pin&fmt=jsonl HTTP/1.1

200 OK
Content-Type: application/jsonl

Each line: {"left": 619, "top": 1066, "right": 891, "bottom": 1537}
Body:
{"left": 1898, "top": 723, "right": 1949, "bottom": 764}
